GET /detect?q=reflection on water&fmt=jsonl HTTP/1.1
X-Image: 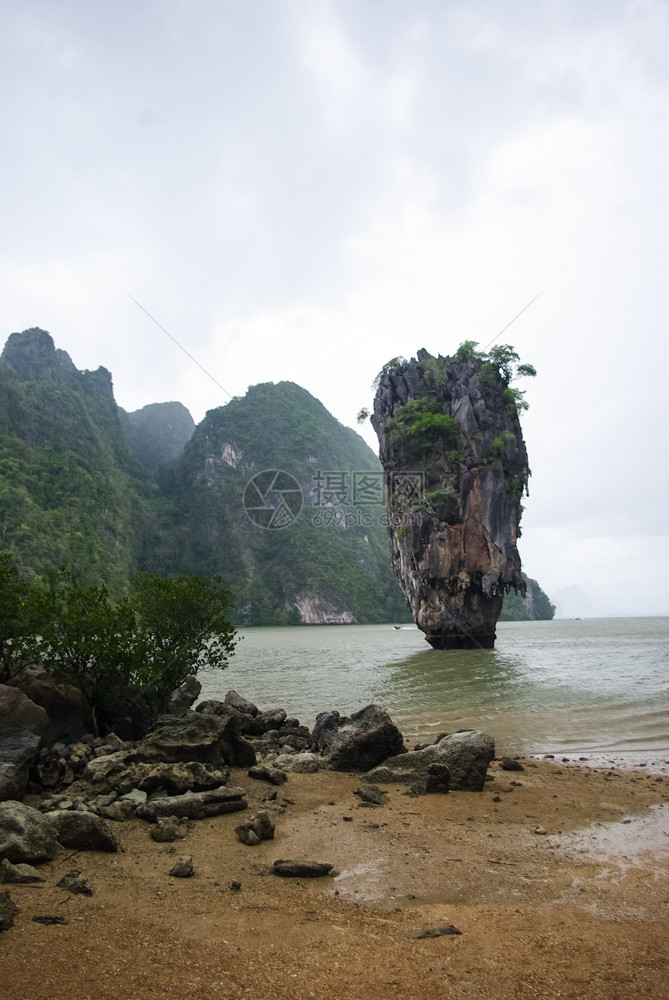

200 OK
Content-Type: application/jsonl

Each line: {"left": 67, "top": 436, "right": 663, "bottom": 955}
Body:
{"left": 200, "top": 617, "right": 669, "bottom": 758}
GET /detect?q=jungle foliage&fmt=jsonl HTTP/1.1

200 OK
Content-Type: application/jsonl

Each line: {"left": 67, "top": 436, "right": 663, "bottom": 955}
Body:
{"left": 0, "top": 562, "right": 236, "bottom": 732}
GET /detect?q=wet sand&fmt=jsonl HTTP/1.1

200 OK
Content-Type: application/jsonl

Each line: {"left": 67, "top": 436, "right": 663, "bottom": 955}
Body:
{"left": 2, "top": 759, "right": 669, "bottom": 1000}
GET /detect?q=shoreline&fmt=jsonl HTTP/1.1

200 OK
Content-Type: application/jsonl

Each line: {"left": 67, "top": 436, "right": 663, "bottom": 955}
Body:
{"left": 3, "top": 757, "right": 669, "bottom": 999}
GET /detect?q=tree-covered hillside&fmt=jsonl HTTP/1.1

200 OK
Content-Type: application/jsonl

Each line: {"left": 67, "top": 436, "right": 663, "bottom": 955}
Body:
{"left": 0, "top": 329, "right": 158, "bottom": 592}
{"left": 157, "top": 381, "right": 410, "bottom": 624}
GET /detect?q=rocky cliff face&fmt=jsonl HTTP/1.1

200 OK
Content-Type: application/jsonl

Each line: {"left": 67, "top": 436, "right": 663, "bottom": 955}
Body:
{"left": 371, "top": 348, "right": 530, "bottom": 649}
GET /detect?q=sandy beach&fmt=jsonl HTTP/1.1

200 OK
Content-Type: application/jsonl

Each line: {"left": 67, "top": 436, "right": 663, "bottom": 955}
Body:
{"left": 2, "top": 758, "right": 668, "bottom": 1000}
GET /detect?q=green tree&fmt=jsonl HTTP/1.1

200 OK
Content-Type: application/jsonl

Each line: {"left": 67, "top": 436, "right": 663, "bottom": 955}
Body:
{"left": 15, "top": 569, "right": 236, "bottom": 733}
{"left": 0, "top": 551, "right": 36, "bottom": 682}
{"left": 130, "top": 571, "right": 237, "bottom": 713}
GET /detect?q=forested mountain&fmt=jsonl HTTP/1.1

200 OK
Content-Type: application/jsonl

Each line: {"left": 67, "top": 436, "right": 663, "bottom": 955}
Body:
{"left": 0, "top": 328, "right": 157, "bottom": 592}
{"left": 119, "top": 401, "right": 195, "bottom": 472}
{"left": 0, "top": 328, "right": 553, "bottom": 624}
{"left": 498, "top": 577, "right": 555, "bottom": 621}
{"left": 157, "top": 380, "right": 409, "bottom": 624}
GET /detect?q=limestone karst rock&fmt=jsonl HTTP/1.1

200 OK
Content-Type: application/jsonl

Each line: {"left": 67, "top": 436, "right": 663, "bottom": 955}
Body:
{"left": 371, "top": 347, "right": 530, "bottom": 649}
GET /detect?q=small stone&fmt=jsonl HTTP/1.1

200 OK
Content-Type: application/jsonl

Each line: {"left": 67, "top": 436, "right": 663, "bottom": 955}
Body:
{"left": 150, "top": 817, "right": 190, "bottom": 843}
{"left": 500, "top": 757, "right": 524, "bottom": 772}
{"left": 247, "top": 765, "right": 288, "bottom": 786}
{"left": 169, "top": 856, "right": 194, "bottom": 878}
{"left": 57, "top": 871, "right": 93, "bottom": 896}
{"left": 354, "top": 784, "right": 389, "bottom": 806}
{"left": 229, "top": 880, "right": 241, "bottom": 892}
{"left": 0, "top": 891, "right": 19, "bottom": 931}
{"left": 406, "top": 924, "right": 462, "bottom": 939}
{"left": 272, "top": 859, "right": 334, "bottom": 878}
{"left": 235, "top": 825, "right": 261, "bottom": 846}
{"left": 533, "top": 826, "right": 548, "bottom": 835}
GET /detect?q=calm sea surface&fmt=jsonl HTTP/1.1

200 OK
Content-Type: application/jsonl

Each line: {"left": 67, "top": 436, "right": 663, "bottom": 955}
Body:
{"left": 199, "top": 618, "right": 669, "bottom": 763}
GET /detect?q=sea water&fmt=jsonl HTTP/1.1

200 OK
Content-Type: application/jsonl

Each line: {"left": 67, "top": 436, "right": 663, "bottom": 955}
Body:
{"left": 199, "top": 617, "right": 669, "bottom": 763}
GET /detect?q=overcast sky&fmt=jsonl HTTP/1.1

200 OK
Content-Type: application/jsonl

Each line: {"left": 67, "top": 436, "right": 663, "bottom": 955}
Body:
{"left": 1, "top": 0, "right": 668, "bottom": 616}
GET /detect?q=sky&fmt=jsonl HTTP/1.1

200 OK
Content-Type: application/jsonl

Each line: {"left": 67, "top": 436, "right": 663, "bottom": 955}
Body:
{"left": 1, "top": 0, "right": 668, "bottom": 616}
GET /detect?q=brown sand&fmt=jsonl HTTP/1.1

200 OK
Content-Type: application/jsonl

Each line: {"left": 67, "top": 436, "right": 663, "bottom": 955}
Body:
{"left": 2, "top": 759, "right": 669, "bottom": 1000}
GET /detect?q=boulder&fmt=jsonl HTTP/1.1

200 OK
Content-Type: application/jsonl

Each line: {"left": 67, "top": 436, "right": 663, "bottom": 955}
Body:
{"left": 314, "top": 705, "right": 406, "bottom": 772}
{"left": 0, "top": 859, "right": 46, "bottom": 884}
{"left": 273, "top": 752, "right": 319, "bottom": 774}
{"left": 367, "top": 730, "right": 495, "bottom": 792}
{"left": 44, "top": 810, "right": 119, "bottom": 852}
{"left": 168, "top": 676, "right": 202, "bottom": 717}
{"left": 139, "top": 713, "right": 256, "bottom": 768}
{"left": 0, "top": 684, "right": 49, "bottom": 736}
{"left": 78, "top": 754, "right": 230, "bottom": 796}
{"left": 7, "top": 667, "right": 88, "bottom": 743}
{"left": 0, "top": 726, "right": 41, "bottom": 801}
{"left": 0, "top": 891, "right": 19, "bottom": 931}
{"left": 0, "top": 801, "right": 59, "bottom": 864}
{"left": 136, "top": 785, "right": 247, "bottom": 822}
{"left": 222, "top": 690, "right": 259, "bottom": 717}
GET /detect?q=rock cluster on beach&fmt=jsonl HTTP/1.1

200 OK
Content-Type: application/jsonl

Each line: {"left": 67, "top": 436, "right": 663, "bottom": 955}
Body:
{"left": 0, "top": 679, "right": 497, "bottom": 925}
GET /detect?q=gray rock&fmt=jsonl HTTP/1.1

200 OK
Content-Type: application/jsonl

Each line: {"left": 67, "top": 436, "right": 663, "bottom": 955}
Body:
{"left": 169, "top": 855, "right": 194, "bottom": 878}
{"left": 139, "top": 713, "right": 256, "bottom": 768}
{"left": 222, "top": 690, "right": 259, "bottom": 717}
{"left": 57, "top": 870, "right": 93, "bottom": 895}
{"left": 150, "top": 817, "right": 190, "bottom": 842}
{"left": 247, "top": 764, "right": 287, "bottom": 786}
{"left": 98, "top": 800, "right": 135, "bottom": 822}
{"left": 0, "top": 726, "right": 41, "bottom": 802}
{"left": 274, "top": 752, "right": 319, "bottom": 774}
{"left": 354, "top": 784, "right": 389, "bottom": 806}
{"left": 0, "top": 858, "right": 46, "bottom": 884}
{"left": 235, "top": 825, "right": 261, "bottom": 846}
{"left": 425, "top": 762, "right": 451, "bottom": 794}
{"left": 367, "top": 730, "right": 494, "bottom": 792}
{"left": 257, "top": 708, "right": 287, "bottom": 731}
{"left": 118, "top": 788, "right": 148, "bottom": 805}
{"left": 272, "top": 859, "right": 334, "bottom": 878}
{"left": 79, "top": 754, "right": 231, "bottom": 797}
{"left": 314, "top": 704, "right": 406, "bottom": 772}
{"left": 169, "top": 676, "right": 202, "bottom": 717}
{"left": 44, "top": 810, "right": 119, "bottom": 852}
{"left": 7, "top": 667, "right": 88, "bottom": 744}
{"left": 0, "top": 684, "right": 49, "bottom": 736}
{"left": 0, "top": 801, "right": 58, "bottom": 864}
{"left": 500, "top": 757, "right": 525, "bottom": 771}
{"left": 235, "top": 810, "right": 275, "bottom": 846}
{"left": 0, "top": 890, "right": 19, "bottom": 931}
{"left": 136, "top": 785, "right": 247, "bottom": 822}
